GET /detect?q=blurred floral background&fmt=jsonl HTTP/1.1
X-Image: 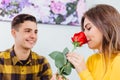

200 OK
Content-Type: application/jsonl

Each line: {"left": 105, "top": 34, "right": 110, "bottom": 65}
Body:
{"left": 0, "top": 0, "right": 86, "bottom": 26}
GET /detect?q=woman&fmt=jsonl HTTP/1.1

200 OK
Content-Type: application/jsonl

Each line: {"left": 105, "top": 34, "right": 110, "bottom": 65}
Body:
{"left": 67, "top": 4, "right": 120, "bottom": 80}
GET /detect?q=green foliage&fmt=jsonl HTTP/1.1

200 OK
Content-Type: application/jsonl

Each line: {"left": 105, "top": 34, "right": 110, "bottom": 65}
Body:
{"left": 63, "top": 47, "right": 69, "bottom": 55}
{"left": 55, "top": 53, "right": 67, "bottom": 68}
{"left": 72, "top": 42, "right": 80, "bottom": 47}
{"left": 55, "top": 15, "right": 65, "bottom": 24}
{"left": 49, "top": 51, "right": 62, "bottom": 60}
{"left": 66, "top": 1, "right": 78, "bottom": 16}
{"left": 62, "top": 62, "right": 72, "bottom": 75}
{"left": 49, "top": 47, "right": 74, "bottom": 76}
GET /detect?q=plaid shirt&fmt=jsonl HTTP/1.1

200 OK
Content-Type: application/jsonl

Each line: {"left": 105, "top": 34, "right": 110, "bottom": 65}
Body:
{"left": 0, "top": 48, "right": 52, "bottom": 80}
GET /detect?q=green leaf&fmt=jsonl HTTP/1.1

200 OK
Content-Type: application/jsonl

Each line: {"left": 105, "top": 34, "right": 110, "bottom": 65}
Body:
{"left": 55, "top": 53, "right": 67, "bottom": 68}
{"left": 49, "top": 51, "right": 62, "bottom": 60}
{"left": 63, "top": 47, "right": 69, "bottom": 55}
{"left": 72, "top": 42, "right": 80, "bottom": 47}
{"left": 66, "top": 1, "right": 77, "bottom": 16}
{"left": 70, "top": 62, "right": 75, "bottom": 69}
{"left": 62, "top": 62, "right": 72, "bottom": 75}
{"left": 55, "top": 15, "right": 65, "bottom": 24}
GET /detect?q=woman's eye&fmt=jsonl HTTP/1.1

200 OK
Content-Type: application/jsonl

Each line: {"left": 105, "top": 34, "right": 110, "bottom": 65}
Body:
{"left": 87, "top": 27, "right": 91, "bottom": 30}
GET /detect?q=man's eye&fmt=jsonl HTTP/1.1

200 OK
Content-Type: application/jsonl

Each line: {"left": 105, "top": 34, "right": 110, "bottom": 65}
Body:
{"left": 35, "top": 31, "right": 38, "bottom": 34}
{"left": 25, "top": 30, "right": 30, "bottom": 32}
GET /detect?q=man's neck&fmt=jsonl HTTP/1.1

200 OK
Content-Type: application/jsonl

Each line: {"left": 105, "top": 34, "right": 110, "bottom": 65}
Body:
{"left": 14, "top": 45, "right": 31, "bottom": 60}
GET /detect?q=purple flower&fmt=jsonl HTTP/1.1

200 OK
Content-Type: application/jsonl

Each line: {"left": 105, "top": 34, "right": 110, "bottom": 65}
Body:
{"left": 1, "top": 0, "right": 10, "bottom": 4}
{"left": 50, "top": 1, "right": 67, "bottom": 15}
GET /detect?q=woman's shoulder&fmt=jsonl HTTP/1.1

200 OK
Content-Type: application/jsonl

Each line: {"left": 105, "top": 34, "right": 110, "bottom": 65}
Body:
{"left": 113, "top": 53, "right": 120, "bottom": 62}
{"left": 88, "top": 53, "right": 102, "bottom": 60}
{"left": 86, "top": 53, "right": 103, "bottom": 65}
{"left": 110, "top": 53, "right": 120, "bottom": 69}
{"left": 86, "top": 53, "right": 103, "bottom": 71}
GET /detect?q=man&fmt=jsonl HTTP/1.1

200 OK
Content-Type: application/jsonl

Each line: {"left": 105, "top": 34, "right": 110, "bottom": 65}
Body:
{"left": 0, "top": 14, "right": 52, "bottom": 80}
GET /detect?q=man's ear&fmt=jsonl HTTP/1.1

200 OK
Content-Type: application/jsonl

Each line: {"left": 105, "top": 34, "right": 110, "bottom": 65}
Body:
{"left": 11, "top": 29, "right": 16, "bottom": 38}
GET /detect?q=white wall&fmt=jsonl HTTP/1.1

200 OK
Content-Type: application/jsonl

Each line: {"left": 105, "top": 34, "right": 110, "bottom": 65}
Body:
{"left": 86, "top": 0, "right": 120, "bottom": 12}
{"left": 0, "top": 0, "right": 120, "bottom": 80}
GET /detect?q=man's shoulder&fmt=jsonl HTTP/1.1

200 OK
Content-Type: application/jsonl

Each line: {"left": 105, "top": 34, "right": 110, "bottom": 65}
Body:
{"left": 31, "top": 51, "right": 46, "bottom": 59}
{"left": 31, "top": 51, "right": 49, "bottom": 64}
{"left": 0, "top": 49, "right": 10, "bottom": 58}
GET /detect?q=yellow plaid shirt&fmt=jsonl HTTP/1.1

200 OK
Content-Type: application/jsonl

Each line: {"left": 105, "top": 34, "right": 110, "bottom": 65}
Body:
{"left": 0, "top": 48, "right": 52, "bottom": 80}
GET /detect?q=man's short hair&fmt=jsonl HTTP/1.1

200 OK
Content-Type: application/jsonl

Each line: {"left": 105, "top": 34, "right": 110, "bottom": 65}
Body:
{"left": 11, "top": 14, "right": 37, "bottom": 30}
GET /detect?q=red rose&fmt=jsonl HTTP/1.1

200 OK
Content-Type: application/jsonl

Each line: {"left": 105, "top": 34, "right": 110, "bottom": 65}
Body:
{"left": 71, "top": 32, "right": 87, "bottom": 47}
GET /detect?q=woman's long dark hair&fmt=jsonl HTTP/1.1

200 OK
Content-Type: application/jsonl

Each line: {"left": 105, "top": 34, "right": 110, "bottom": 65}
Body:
{"left": 81, "top": 4, "right": 120, "bottom": 56}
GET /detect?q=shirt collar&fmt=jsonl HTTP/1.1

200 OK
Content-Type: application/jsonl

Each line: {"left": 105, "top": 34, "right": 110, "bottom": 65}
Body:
{"left": 10, "top": 47, "right": 33, "bottom": 66}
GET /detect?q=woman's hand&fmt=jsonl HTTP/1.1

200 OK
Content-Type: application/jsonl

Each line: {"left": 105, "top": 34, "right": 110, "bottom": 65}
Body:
{"left": 50, "top": 73, "right": 68, "bottom": 80}
{"left": 50, "top": 74, "right": 62, "bottom": 80}
{"left": 66, "top": 52, "right": 87, "bottom": 73}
